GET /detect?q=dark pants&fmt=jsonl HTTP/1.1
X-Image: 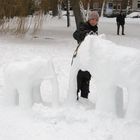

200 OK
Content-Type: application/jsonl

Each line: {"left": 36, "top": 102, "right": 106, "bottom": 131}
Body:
{"left": 117, "top": 23, "right": 124, "bottom": 35}
{"left": 77, "top": 70, "right": 91, "bottom": 100}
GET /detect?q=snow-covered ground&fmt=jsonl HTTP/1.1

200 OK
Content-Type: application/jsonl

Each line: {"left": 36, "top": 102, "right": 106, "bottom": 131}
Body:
{"left": 0, "top": 15, "right": 140, "bottom": 140}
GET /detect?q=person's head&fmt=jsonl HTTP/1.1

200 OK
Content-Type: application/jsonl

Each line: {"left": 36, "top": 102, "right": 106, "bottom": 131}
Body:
{"left": 88, "top": 11, "right": 99, "bottom": 26}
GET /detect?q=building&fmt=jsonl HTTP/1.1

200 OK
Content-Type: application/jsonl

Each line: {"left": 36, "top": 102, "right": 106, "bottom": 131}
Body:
{"left": 105, "top": 0, "right": 132, "bottom": 16}
{"left": 62, "top": 0, "right": 137, "bottom": 16}
{"left": 81, "top": 0, "right": 133, "bottom": 16}
{"left": 132, "top": 0, "right": 140, "bottom": 10}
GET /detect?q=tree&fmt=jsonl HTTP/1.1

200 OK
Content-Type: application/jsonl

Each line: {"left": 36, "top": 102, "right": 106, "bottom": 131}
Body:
{"left": 0, "top": 0, "right": 50, "bottom": 35}
{"left": 101, "top": 0, "right": 106, "bottom": 17}
{"left": 70, "top": 0, "right": 84, "bottom": 30}
{"left": 51, "top": 0, "right": 58, "bottom": 16}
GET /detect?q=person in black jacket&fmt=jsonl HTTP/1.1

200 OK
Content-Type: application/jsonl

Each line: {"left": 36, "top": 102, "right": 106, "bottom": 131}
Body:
{"left": 73, "top": 11, "right": 99, "bottom": 44}
{"left": 116, "top": 11, "right": 126, "bottom": 35}
{"left": 77, "top": 70, "right": 91, "bottom": 100}
{"left": 73, "top": 11, "right": 99, "bottom": 100}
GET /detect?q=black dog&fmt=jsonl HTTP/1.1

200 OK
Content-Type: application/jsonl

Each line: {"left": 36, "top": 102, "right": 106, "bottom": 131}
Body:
{"left": 77, "top": 70, "right": 91, "bottom": 100}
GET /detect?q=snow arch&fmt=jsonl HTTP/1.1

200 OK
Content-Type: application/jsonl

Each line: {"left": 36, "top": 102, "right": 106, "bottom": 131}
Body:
{"left": 4, "top": 58, "right": 59, "bottom": 109}
{"left": 68, "top": 34, "right": 140, "bottom": 120}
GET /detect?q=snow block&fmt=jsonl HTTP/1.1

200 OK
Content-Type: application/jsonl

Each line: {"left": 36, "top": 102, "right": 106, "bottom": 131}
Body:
{"left": 68, "top": 34, "right": 140, "bottom": 120}
{"left": 4, "top": 58, "right": 59, "bottom": 109}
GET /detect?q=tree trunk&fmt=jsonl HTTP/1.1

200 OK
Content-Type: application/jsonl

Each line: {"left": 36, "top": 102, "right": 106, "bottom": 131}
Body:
{"left": 51, "top": 0, "right": 58, "bottom": 16}
{"left": 70, "top": 0, "right": 84, "bottom": 30}
{"left": 101, "top": 0, "right": 105, "bottom": 17}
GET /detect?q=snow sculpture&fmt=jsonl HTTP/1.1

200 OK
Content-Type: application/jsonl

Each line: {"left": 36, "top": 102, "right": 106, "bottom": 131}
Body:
{"left": 68, "top": 34, "right": 140, "bottom": 120}
{"left": 4, "top": 58, "right": 59, "bottom": 109}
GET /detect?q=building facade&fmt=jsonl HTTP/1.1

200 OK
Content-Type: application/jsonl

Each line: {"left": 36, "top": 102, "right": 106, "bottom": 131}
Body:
{"left": 104, "top": 0, "right": 133, "bottom": 16}
{"left": 132, "top": 0, "right": 140, "bottom": 10}
{"left": 62, "top": 0, "right": 138, "bottom": 16}
{"left": 82, "top": 0, "right": 133, "bottom": 16}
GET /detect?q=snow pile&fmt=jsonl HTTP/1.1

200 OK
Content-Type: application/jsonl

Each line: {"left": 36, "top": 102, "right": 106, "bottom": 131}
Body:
{"left": 69, "top": 34, "right": 140, "bottom": 120}
{"left": 126, "top": 12, "right": 140, "bottom": 18}
{"left": 3, "top": 58, "right": 59, "bottom": 109}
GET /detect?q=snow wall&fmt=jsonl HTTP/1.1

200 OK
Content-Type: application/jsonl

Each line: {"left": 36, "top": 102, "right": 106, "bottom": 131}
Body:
{"left": 4, "top": 58, "right": 59, "bottom": 109}
{"left": 68, "top": 34, "right": 140, "bottom": 120}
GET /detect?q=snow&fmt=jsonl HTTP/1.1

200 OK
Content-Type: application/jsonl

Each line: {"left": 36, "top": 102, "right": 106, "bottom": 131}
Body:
{"left": 126, "top": 12, "right": 140, "bottom": 18}
{"left": 3, "top": 58, "right": 59, "bottom": 108}
{"left": 69, "top": 33, "right": 140, "bottom": 120}
{"left": 0, "top": 15, "right": 140, "bottom": 140}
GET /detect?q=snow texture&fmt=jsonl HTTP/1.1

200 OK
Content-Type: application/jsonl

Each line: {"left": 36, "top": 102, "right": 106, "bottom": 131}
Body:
{"left": 0, "top": 16, "right": 140, "bottom": 140}
{"left": 3, "top": 58, "right": 59, "bottom": 109}
{"left": 68, "top": 34, "right": 140, "bottom": 120}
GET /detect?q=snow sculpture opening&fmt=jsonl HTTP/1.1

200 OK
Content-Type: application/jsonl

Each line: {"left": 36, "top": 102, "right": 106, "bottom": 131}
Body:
{"left": 4, "top": 58, "right": 59, "bottom": 109}
{"left": 68, "top": 34, "right": 140, "bottom": 120}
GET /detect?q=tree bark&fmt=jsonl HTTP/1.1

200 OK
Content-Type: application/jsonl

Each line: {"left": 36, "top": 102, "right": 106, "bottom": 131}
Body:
{"left": 51, "top": 0, "right": 58, "bottom": 16}
{"left": 101, "top": 0, "right": 105, "bottom": 17}
{"left": 70, "top": 0, "right": 84, "bottom": 30}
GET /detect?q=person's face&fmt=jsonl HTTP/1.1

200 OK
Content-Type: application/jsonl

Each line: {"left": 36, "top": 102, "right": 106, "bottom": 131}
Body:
{"left": 89, "top": 18, "right": 98, "bottom": 26}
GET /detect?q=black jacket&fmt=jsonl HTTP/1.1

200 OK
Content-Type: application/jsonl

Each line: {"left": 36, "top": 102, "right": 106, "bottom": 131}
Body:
{"left": 73, "top": 22, "right": 98, "bottom": 44}
{"left": 116, "top": 14, "right": 125, "bottom": 25}
{"left": 77, "top": 70, "right": 91, "bottom": 99}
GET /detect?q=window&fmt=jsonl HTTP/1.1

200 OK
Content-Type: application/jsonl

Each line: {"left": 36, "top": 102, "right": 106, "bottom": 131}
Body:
{"left": 117, "top": 4, "right": 121, "bottom": 10}
{"left": 93, "top": 2, "right": 99, "bottom": 8}
{"left": 113, "top": 4, "right": 117, "bottom": 9}
{"left": 108, "top": 3, "right": 113, "bottom": 8}
{"left": 138, "top": 0, "right": 140, "bottom": 8}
